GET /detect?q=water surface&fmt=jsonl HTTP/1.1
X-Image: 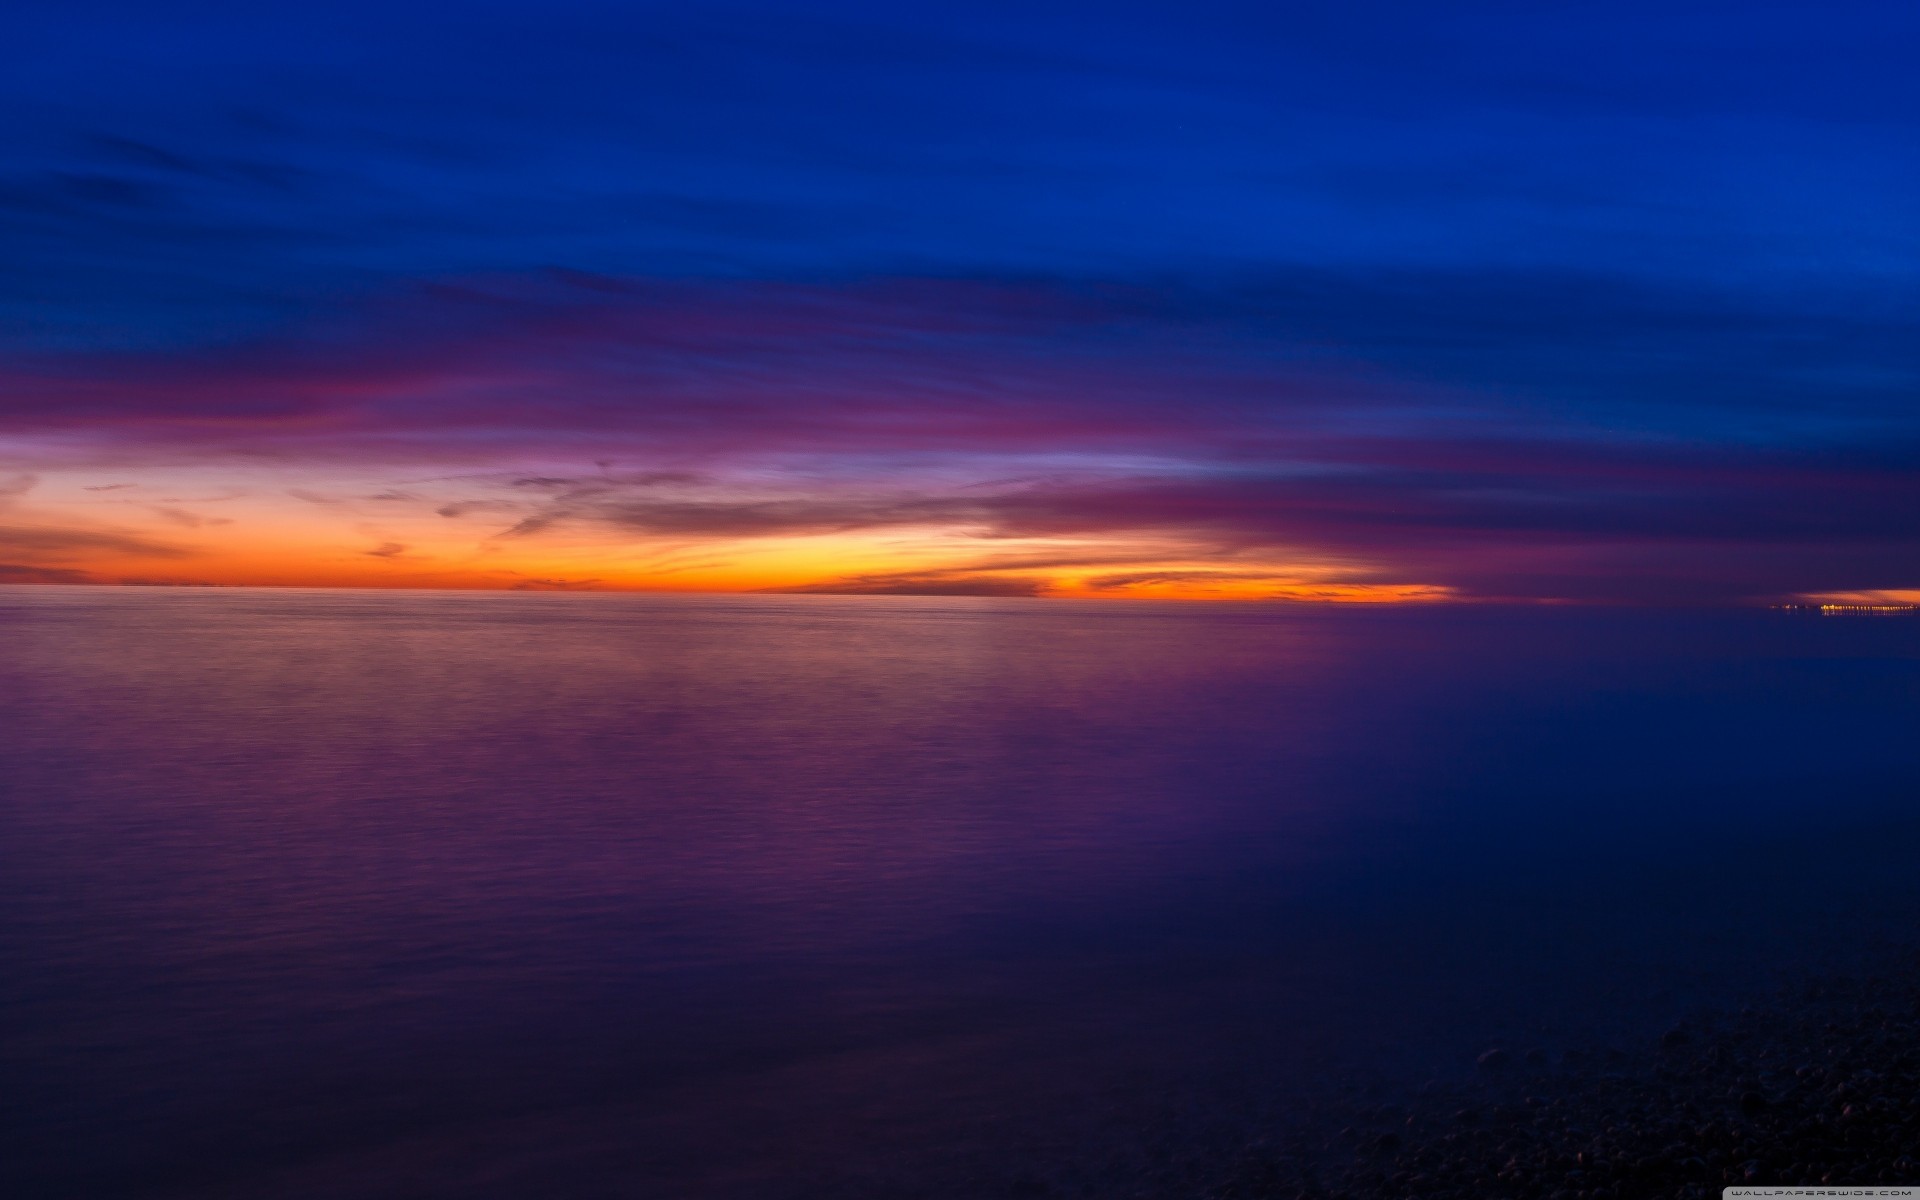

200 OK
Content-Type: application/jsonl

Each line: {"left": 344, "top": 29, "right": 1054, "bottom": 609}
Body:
{"left": 2, "top": 588, "right": 1916, "bottom": 1197}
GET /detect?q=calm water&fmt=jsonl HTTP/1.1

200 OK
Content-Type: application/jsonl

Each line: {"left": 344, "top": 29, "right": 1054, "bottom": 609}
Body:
{"left": 2, "top": 587, "right": 1917, "bottom": 1198}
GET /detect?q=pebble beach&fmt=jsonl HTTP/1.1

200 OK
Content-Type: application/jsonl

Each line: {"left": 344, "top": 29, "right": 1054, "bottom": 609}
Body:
{"left": 1216, "top": 964, "right": 1920, "bottom": 1200}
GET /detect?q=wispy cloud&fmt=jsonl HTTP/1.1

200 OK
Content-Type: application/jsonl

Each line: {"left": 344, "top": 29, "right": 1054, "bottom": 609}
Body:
{"left": 150, "top": 506, "right": 231, "bottom": 528}
{"left": 782, "top": 569, "right": 1046, "bottom": 598}
{"left": 0, "top": 524, "right": 191, "bottom": 559}
{"left": 0, "top": 562, "right": 93, "bottom": 584}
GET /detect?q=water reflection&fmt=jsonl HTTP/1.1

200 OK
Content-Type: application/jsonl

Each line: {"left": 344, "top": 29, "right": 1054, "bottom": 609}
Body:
{"left": 2, "top": 588, "right": 1917, "bottom": 1197}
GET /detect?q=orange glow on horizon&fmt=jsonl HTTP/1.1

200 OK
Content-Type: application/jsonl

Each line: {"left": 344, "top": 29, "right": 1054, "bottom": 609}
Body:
{"left": 76, "top": 546, "right": 1464, "bottom": 604}
{"left": 0, "top": 461, "right": 1479, "bottom": 601}
{"left": 1795, "top": 590, "right": 1920, "bottom": 607}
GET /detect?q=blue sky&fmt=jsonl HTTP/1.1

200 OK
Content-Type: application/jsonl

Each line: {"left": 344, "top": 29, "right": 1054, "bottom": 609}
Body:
{"left": 1, "top": 1, "right": 1916, "bottom": 600}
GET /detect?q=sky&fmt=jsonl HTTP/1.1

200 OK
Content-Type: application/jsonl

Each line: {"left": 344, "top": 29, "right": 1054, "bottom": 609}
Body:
{"left": 0, "top": 0, "right": 1915, "bottom": 602}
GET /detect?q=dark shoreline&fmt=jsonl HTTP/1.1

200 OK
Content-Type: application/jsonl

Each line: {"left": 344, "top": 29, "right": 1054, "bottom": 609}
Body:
{"left": 1213, "top": 962, "right": 1920, "bottom": 1200}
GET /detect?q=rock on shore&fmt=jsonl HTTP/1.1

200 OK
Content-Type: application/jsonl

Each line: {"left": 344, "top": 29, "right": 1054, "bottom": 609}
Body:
{"left": 1211, "top": 967, "right": 1920, "bottom": 1200}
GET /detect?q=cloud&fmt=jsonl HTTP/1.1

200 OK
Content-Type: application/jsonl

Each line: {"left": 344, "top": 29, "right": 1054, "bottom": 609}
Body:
{"left": 475, "top": 447, "right": 1920, "bottom": 551}
{"left": 0, "top": 171, "right": 172, "bottom": 219}
{"left": 0, "top": 481, "right": 199, "bottom": 578}
{"left": 781, "top": 569, "right": 1045, "bottom": 597}
{"left": 150, "top": 506, "right": 231, "bottom": 528}
{"left": 0, "top": 562, "right": 93, "bottom": 584}
{"left": 509, "top": 576, "right": 602, "bottom": 590}
{"left": 435, "top": 500, "right": 497, "bottom": 518}
{"left": 0, "top": 524, "right": 191, "bottom": 559}
{"left": 505, "top": 494, "right": 986, "bottom": 541}
{"left": 1, "top": 265, "right": 1916, "bottom": 602}
{"left": 363, "top": 542, "right": 408, "bottom": 558}
{"left": 6, "top": 267, "right": 1908, "bottom": 457}
{"left": 0, "top": 474, "right": 37, "bottom": 505}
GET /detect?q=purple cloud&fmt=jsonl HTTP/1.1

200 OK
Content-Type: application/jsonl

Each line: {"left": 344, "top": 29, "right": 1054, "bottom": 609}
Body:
{"left": 0, "top": 268, "right": 1914, "bottom": 603}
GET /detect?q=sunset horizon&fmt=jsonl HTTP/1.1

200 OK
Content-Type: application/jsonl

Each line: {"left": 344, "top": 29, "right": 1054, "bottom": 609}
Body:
{"left": 6, "top": 4, "right": 1918, "bottom": 1198}
{"left": 5, "top": 4, "right": 1915, "bottom": 608}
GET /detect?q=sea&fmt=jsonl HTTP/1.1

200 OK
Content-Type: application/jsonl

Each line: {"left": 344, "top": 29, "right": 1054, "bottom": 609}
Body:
{"left": 2, "top": 586, "right": 1916, "bottom": 1198}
